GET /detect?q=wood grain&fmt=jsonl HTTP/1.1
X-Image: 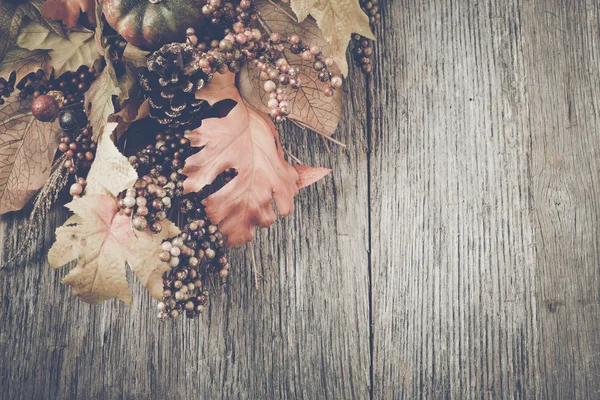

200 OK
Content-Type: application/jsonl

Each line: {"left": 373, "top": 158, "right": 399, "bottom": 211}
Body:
{"left": 370, "top": 0, "right": 599, "bottom": 398}
{"left": 2, "top": 0, "right": 600, "bottom": 398}
{"left": 0, "top": 71, "right": 370, "bottom": 399}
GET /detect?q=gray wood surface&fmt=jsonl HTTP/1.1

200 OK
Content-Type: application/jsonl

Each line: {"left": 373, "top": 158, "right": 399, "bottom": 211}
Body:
{"left": 1, "top": 0, "right": 600, "bottom": 398}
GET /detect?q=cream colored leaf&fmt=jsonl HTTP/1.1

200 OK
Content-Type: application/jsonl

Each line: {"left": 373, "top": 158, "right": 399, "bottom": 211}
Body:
{"left": 85, "top": 62, "right": 121, "bottom": 140}
{"left": 239, "top": 0, "right": 342, "bottom": 136}
{"left": 0, "top": 46, "right": 52, "bottom": 82}
{"left": 0, "top": 93, "right": 60, "bottom": 215}
{"left": 49, "top": 195, "right": 180, "bottom": 304}
{"left": 122, "top": 45, "right": 150, "bottom": 69}
{"left": 17, "top": 20, "right": 98, "bottom": 76}
{"left": 290, "top": 0, "right": 374, "bottom": 76}
{"left": 85, "top": 122, "right": 137, "bottom": 196}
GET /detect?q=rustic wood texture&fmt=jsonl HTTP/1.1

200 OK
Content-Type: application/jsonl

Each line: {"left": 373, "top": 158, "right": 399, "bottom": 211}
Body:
{"left": 1, "top": 0, "right": 600, "bottom": 398}
{"left": 370, "top": 0, "right": 600, "bottom": 398}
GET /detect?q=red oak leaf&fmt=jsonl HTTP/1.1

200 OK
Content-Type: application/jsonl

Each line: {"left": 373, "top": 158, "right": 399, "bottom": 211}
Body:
{"left": 42, "top": 0, "right": 96, "bottom": 28}
{"left": 182, "top": 72, "right": 303, "bottom": 247}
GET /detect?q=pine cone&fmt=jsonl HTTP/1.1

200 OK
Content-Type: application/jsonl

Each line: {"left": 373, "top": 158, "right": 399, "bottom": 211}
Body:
{"left": 140, "top": 43, "right": 209, "bottom": 129}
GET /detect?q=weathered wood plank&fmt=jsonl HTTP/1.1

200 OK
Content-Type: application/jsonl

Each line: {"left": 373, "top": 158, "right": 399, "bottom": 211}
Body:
{"left": 370, "top": 0, "right": 541, "bottom": 397}
{"left": 371, "top": 0, "right": 600, "bottom": 398}
{"left": 522, "top": 1, "right": 600, "bottom": 398}
{"left": 0, "top": 70, "right": 370, "bottom": 398}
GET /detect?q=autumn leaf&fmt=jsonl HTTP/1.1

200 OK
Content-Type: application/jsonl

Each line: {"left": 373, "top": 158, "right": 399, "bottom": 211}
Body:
{"left": 48, "top": 194, "right": 180, "bottom": 304}
{"left": 294, "top": 165, "right": 331, "bottom": 189}
{"left": 85, "top": 61, "right": 121, "bottom": 140}
{"left": 42, "top": 0, "right": 96, "bottom": 28}
{"left": 17, "top": 20, "right": 98, "bottom": 76}
{"left": 290, "top": 0, "right": 374, "bottom": 76}
{"left": 239, "top": 0, "right": 342, "bottom": 136}
{"left": 0, "top": 46, "right": 52, "bottom": 82}
{"left": 122, "top": 44, "right": 150, "bottom": 69}
{"left": 184, "top": 72, "right": 326, "bottom": 246}
{"left": 0, "top": 0, "right": 65, "bottom": 64}
{"left": 0, "top": 93, "right": 60, "bottom": 215}
{"left": 85, "top": 122, "right": 137, "bottom": 196}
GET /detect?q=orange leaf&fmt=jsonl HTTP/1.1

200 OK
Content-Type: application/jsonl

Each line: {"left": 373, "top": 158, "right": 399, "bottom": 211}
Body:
{"left": 183, "top": 72, "right": 300, "bottom": 247}
{"left": 42, "top": 0, "right": 96, "bottom": 28}
{"left": 294, "top": 165, "right": 331, "bottom": 189}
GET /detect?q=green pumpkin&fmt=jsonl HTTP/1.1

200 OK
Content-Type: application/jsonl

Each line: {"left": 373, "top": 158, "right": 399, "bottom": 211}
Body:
{"left": 103, "top": 0, "right": 207, "bottom": 50}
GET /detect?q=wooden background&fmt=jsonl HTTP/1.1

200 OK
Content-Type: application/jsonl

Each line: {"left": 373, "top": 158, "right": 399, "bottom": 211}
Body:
{"left": 2, "top": 0, "right": 600, "bottom": 398}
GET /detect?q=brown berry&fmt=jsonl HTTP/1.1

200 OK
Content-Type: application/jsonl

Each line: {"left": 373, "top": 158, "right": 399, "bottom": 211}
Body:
{"left": 31, "top": 95, "right": 60, "bottom": 122}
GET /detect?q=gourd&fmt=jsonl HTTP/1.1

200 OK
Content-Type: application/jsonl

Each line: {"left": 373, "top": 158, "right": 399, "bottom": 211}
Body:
{"left": 103, "top": 0, "right": 207, "bottom": 50}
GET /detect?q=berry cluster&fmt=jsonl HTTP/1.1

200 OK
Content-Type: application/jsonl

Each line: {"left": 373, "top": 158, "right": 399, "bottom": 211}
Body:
{"left": 256, "top": 34, "right": 342, "bottom": 121}
{"left": 158, "top": 191, "right": 230, "bottom": 320}
{"left": 182, "top": 26, "right": 342, "bottom": 121}
{"left": 193, "top": 0, "right": 257, "bottom": 48}
{"left": 56, "top": 107, "right": 96, "bottom": 194}
{"left": 119, "top": 132, "right": 193, "bottom": 232}
{"left": 352, "top": 35, "right": 374, "bottom": 74}
{"left": 47, "top": 66, "right": 98, "bottom": 106}
{"left": 352, "top": 0, "right": 381, "bottom": 73}
{"left": 361, "top": 0, "right": 381, "bottom": 27}
{"left": 132, "top": 0, "right": 342, "bottom": 126}
{"left": 0, "top": 72, "right": 16, "bottom": 105}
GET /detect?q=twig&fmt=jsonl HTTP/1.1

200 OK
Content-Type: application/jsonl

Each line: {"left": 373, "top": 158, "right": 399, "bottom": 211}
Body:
{"left": 284, "top": 147, "right": 303, "bottom": 164}
{"left": 248, "top": 242, "right": 266, "bottom": 288}
{"left": 290, "top": 119, "right": 347, "bottom": 147}
{"left": 320, "top": 135, "right": 331, "bottom": 153}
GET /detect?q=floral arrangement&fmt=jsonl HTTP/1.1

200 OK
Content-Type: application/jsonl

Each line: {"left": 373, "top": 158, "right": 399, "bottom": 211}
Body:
{"left": 0, "top": 0, "right": 379, "bottom": 320}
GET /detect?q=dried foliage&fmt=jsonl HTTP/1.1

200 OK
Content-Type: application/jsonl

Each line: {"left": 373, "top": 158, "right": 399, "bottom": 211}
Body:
{"left": 85, "top": 122, "right": 137, "bottom": 196}
{"left": 0, "top": 0, "right": 65, "bottom": 64}
{"left": 0, "top": 46, "right": 52, "bottom": 82}
{"left": 183, "top": 72, "right": 299, "bottom": 246}
{"left": 16, "top": 20, "right": 99, "bottom": 76}
{"left": 290, "top": 0, "right": 374, "bottom": 76}
{"left": 239, "top": 0, "right": 342, "bottom": 136}
{"left": 0, "top": 93, "right": 60, "bottom": 215}
{"left": 49, "top": 194, "right": 180, "bottom": 304}
{"left": 84, "top": 61, "right": 121, "bottom": 140}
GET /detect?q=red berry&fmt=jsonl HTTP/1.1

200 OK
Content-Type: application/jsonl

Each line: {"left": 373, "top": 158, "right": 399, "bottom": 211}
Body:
{"left": 31, "top": 95, "right": 59, "bottom": 122}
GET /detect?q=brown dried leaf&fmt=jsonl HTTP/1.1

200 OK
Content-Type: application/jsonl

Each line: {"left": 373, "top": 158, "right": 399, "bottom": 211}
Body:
{"left": 85, "top": 61, "right": 121, "bottom": 140}
{"left": 0, "top": 93, "right": 60, "bottom": 214}
{"left": 48, "top": 194, "right": 180, "bottom": 304}
{"left": 122, "top": 44, "right": 150, "bottom": 69}
{"left": 0, "top": 46, "right": 52, "bottom": 82}
{"left": 0, "top": 0, "right": 65, "bottom": 64}
{"left": 17, "top": 20, "right": 98, "bottom": 76}
{"left": 239, "top": 0, "right": 342, "bottom": 136}
{"left": 290, "top": 0, "right": 374, "bottom": 76}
